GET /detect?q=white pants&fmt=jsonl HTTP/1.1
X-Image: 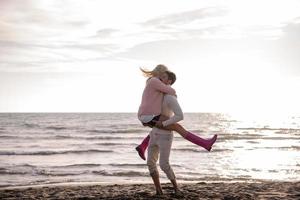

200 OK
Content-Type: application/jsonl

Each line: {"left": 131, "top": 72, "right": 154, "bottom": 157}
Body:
{"left": 147, "top": 130, "right": 175, "bottom": 180}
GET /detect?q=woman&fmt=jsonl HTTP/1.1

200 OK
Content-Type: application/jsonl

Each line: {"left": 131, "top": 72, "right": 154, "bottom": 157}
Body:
{"left": 137, "top": 65, "right": 217, "bottom": 160}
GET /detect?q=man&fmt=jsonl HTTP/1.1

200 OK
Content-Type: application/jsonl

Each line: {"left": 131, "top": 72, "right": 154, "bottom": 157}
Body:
{"left": 146, "top": 71, "right": 183, "bottom": 196}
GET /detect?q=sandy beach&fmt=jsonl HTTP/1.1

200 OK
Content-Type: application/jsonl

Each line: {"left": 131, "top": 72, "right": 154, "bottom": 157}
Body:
{"left": 1, "top": 181, "right": 299, "bottom": 200}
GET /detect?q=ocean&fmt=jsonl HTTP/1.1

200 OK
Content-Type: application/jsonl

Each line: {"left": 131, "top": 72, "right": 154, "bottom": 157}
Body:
{"left": 0, "top": 113, "right": 299, "bottom": 187}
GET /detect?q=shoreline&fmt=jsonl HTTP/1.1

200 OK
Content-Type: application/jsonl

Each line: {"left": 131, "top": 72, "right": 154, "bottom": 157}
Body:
{"left": 0, "top": 179, "right": 280, "bottom": 190}
{"left": 1, "top": 180, "right": 299, "bottom": 200}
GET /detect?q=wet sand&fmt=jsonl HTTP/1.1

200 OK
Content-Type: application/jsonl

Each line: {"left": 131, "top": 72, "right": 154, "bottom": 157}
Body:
{"left": 0, "top": 181, "right": 300, "bottom": 200}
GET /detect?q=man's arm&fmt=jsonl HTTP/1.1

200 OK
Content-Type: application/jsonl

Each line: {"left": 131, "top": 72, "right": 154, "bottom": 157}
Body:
{"left": 162, "top": 95, "right": 184, "bottom": 127}
{"left": 150, "top": 77, "right": 176, "bottom": 96}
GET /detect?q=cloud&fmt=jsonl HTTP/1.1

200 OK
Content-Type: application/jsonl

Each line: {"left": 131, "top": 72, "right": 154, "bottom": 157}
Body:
{"left": 136, "top": 7, "right": 230, "bottom": 40}
{"left": 268, "top": 19, "right": 300, "bottom": 75}
{"left": 1, "top": 0, "right": 299, "bottom": 76}
{"left": 0, "top": 39, "right": 120, "bottom": 73}
{"left": 131, "top": 5, "right": 287, "bottom": 44}
{"left": 109, "top": 5, "right": 300, "bottom": 75}
{"left": 92, "top": 28, "right": 120, "bottom": 38}
{"left": 113, "top": 37, "right": 255, "bottom": 64}
{"left": 141, "top": 7, "right": 228, "bottom": 27}
{"left": 113, "top": 18, "right": 300, "bottom": 77}
{"left": 0, "top": 0, "right": 89, "bottom": 43}
{"left": 0, "top": 1, "right": 123, "bottom": 73}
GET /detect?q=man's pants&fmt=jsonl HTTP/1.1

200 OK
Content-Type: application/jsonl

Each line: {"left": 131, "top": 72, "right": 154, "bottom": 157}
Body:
{"left": 147, "top": 131, "right": 176, "bottom": 180}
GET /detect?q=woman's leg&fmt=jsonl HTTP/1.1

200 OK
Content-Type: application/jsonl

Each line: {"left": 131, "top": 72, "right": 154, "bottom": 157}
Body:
{"left": 136, "top": 115, "right": 161, "bottom": 160}
{"left": 157, "top": 115, "right": 218, "bottom": 151}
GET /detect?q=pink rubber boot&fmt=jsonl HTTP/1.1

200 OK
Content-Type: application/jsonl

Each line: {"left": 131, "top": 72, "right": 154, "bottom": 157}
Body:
{"left": 185, "top": 133, "right": 217, "bottom": 151}
{"left": 135, "top": 134, "right": 150, "bottom": 160}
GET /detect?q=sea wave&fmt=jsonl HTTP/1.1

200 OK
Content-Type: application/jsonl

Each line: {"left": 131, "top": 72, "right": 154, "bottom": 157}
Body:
{"left": 257, "top": 146, "right": 300, "bottom": 151}
{"left": 0, "top": 134, "right": 143, "bottom": 141}
{"left": 85, "top": 136, "right": 142, "bottom": 140}
{"left": 0, "top": 149, "right": 113, "bottom": 155}
{"left": 109, "top": 163, "right": 148, "bottom": 167}
{"left": 218, "top": 134, "right": 296, "bottom": 141}
{"left": 54, "top": 164, "right": 102, "bottom": 168}
{"left": 54, "top": 135, "right": 143, "bottom": 140}
{"left": 219, "top": 134, "right": 263, "bottom": 140}
{"left": 172, "top": 148, "right": 203, "bottom": 153}
{"left": 0, "top": 135, "right": 15, "bottom": 139}
{"left": 23, "top": 123, "right": 40, "bottom": 128}
{"left": 94, "top": 142, "right": 138, "bottom": 146}
{"left": 24, "top": 123, "right": 71, "bottom": 130}
{"left": 109, "top": 163, "right": 182, "bottom": 167}
{"left": 1, "top": 169, "right": 149, "bottom": 177}
{"left": 0, "top": 169, "right": 28, "bottom": 175}
{"left": 88, "top": 129, "right": 146, "bottom": 134}
{"left": 237, "top": 127, "right": 300, "bottom": 131}
{"left": 0, "top": 169, "right": 148, "bottom": 177}
{"left": 172, "top": 148, "right": 232, "bottom": 153}
{"left": 0, "top": 169, "right": 86, "bottom": 176}
{"left": 46, "top": 126, "right": 68, "bottom": 130}
{"left": 92, "top": 170, "right": 148, "bottom": 177}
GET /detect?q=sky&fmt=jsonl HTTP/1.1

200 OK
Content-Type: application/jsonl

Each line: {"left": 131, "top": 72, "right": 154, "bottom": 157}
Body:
{"left": 1, "top": 0, "right": 300, "bottom": 114}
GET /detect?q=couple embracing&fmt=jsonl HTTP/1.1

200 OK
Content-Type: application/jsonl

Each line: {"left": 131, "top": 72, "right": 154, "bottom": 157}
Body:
{"left": 136, "top": 65, "right": 217, "bottom": 195}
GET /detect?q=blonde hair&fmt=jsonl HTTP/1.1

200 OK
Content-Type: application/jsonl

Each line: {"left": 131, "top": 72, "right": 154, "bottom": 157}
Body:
{"left": 140, "top": 64, "right": 168, "bottom": 78}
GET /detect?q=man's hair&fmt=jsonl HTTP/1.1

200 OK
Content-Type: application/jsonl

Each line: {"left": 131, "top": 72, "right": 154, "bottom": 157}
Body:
{"left": 165, "top": 71, "right": 176, "bottom": 85}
